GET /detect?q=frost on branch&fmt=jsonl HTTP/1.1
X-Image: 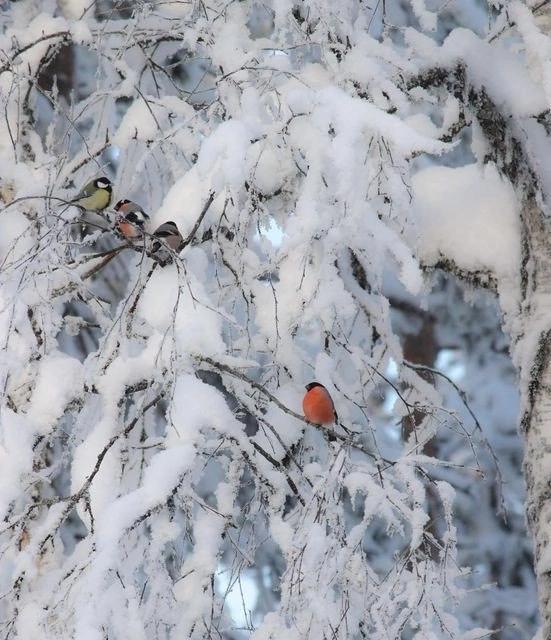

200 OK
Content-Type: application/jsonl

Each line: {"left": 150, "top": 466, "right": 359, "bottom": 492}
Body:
{"left": 0, "top": 1, "right": 540, "bottom": 639}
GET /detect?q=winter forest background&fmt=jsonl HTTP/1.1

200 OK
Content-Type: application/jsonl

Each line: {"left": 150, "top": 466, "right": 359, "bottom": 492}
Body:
{"left": 1, "top": 0, "right": 550, "bottom": 638}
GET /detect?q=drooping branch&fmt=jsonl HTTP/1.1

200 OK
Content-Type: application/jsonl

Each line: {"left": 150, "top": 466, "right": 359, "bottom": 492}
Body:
{"left": 407, "top": 64, "right": 539, "bottom": 193}
{"left": 421, "top": 258, "right": 498, "bottom": 292}
{"left": 407, "top": 61, "right": 543, "bottom": 300}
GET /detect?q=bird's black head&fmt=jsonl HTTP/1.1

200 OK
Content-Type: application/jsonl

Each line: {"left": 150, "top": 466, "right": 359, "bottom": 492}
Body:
{"left": 305, "top": 382, "right": 324, "bottom": 391}
{"left": 95, "top": 177, "right": 112, "bottom": 191}
{"left": 126, "top": 212, "right": 139, "bottom": 224}
{"left": 155, "top": 221, "right": 179, "bottom": 237}
{"left": 114, "top": 199, "right": 130, "bottom": 211}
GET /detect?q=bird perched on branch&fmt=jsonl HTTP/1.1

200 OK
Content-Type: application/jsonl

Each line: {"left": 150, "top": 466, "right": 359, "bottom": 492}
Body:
{"left": 303, "top": 382, "right": 338, "bottom": 426}
{"left": 71, "top": 177, "right": 112, "bottom": 211}
{"left": 144, "top": 221, "right": 184, "bottom": 266}
{"left": 151, "top": 221, "right": 183, "bottom": 252}
{"left": 114, "top": 199, "right": 150, "bottom": 240}
{"left": 303, "top": 382, "right": 354, "bottom": 439}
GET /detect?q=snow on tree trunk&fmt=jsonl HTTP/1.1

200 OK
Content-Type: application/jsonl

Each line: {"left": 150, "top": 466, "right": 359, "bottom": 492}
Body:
{"left": 407, "top": 2, "right": 551, "bottom": 628}
{"left": 514, "top": 200, "right": 551, "bottom": 638}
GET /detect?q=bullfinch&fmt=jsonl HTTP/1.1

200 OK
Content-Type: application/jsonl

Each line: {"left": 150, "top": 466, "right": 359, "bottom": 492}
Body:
{"left": 71, "top": 177, "right": 112, "bottom": 211}
{"left": 114, "top": 199, "right": 150, "bottom": 240}
{"left": 151, "top": 221, "right": 183, "bottom": 252}
{"left": 302, "top": 382, "right": 338, "bottom": 425}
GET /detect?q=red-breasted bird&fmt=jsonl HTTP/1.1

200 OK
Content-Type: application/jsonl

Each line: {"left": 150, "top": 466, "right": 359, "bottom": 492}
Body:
{"left": 303, "top": 382, "right": 338, "bottom": 425}
{"left": 114, "top": 199, "right": 150, "bottom": 240}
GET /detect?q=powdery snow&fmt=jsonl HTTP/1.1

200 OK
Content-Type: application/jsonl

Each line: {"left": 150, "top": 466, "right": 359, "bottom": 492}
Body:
{"left": 0, "top": 2, "right": 540, "bottom": 639}
{"left": 412, "top": 163, "right": 520, "bottom": 281}
{"left": 26, "top": 354, "right": 84, "bottom": 435}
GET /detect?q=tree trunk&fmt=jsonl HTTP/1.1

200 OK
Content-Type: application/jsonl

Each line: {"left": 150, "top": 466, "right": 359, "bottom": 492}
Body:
{"left": 513, "top": 199, "right": 551, "bottom": 637}
{"left": 414, "top": 47, "right": 551, "bottom": 632}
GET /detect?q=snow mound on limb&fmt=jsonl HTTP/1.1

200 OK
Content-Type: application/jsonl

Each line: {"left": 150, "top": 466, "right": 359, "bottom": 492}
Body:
{"left": 411, "top": 163, "right": 520, "bottom": 282}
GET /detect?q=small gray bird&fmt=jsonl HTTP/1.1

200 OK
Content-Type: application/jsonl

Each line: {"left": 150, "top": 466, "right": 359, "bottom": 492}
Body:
{"left": 114, "top": 199, "right": 150, "bottom": 240}
{"left": 152, "top": 221, "right": 183, "bottom": 252}
{"left": 71, "top": 177, "right": 112, "bottom": 211}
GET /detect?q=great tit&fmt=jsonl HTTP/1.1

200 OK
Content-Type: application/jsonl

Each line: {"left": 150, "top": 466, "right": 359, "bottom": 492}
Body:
{"left": 71, "top": 177, "right": 113, "bottom": 211}
{"left": 114, "top": 199, "right": 150, "bottom": 239}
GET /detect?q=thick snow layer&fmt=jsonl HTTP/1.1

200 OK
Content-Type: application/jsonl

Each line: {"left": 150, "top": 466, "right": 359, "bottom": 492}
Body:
{"left": 408, "top": 27, "right": 547, "bottom": 117}
{"left": 26, "top": 354, "right": 84, "bottom": 435}
{"left": 412, "top": 163, "right": 520, "bottom": 281}
{"left": 150, "top": 167, "right": 226, "bottom": 239}
{"left": 0, "top": 210, "right": 34, "bottom": 266}
{"left": 411, "top": 0, "right": 437, "bottom": 32}
{"left": 137, "top": 250, "right": 227, "bottom": 357}
{"left": 2, "top": 14, "right": 69, "bottom": 76}
{"left": 114, "top": 97, "right": 195, "bottom": 145}
{"left": 314, "top": 86, "right": 449, "bottom": 157}
{"left": 196, "top": 119, "right": 252, "bottom": 191}
{"left": 509, "top": 3, "right": 551, "bottom": 107}
{"left": 168, "top": 374, "right": 245, "bottom": 447}
{"left": 69, "top": 21, "right": 92, "bottom": 44}
{"left": 0, "top": 409, "right": 34, "bottom": 521}
{"left": 58, "top": 0, "right": 88, "bottom": 20}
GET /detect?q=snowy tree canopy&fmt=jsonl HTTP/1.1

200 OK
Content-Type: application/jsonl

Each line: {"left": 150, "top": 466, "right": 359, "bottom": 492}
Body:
{"left": 0, "top": 0, "right": 548, "bottom": 638}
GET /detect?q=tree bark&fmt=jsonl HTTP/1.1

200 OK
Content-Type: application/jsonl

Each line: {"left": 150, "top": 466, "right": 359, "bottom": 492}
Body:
{"left": 411, "top": 50, "right": 551, "bottom": 632}
{"left": 513, "top": 199, "right": 551, "bottom": 637}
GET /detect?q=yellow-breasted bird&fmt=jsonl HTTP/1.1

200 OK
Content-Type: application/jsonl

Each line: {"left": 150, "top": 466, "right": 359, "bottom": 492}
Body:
{"left": 71, "top": 177, "right": 112, "bottom": 211}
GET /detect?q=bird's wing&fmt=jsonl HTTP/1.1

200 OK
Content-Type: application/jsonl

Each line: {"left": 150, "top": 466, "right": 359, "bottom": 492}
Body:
{"left": 72, "top": 181, "right": 94, "bottom": 201}
{"left": 154, "top": 222, "right": 176, "bottom": 237}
